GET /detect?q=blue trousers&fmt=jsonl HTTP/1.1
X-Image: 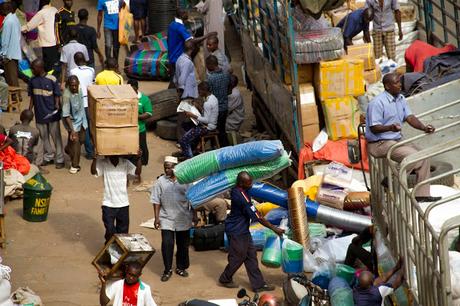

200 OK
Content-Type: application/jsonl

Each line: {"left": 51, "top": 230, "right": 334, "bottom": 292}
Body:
{"left": 179, "top": 126, "right": 208, "bottom": 158}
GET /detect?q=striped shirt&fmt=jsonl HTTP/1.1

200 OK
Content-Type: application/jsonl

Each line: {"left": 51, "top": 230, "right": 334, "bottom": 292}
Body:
{"left": 28, "top": 74, "right": 61, "bottom": 124}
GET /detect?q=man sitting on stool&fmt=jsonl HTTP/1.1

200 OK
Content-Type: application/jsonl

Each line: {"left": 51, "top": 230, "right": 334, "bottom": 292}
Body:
{"left": 179, "top": 81, "right": 218, "bottom": 159}
{"left": 366, "top": 72, "right": 441, "bottom": 202}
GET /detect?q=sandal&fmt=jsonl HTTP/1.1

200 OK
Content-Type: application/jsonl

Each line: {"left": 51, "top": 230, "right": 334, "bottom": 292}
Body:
{"left": 175, "top": 268, "right": 189, "bottom": 277}
{"left": 161, "top": 270, "right": 172, "bottom": 282}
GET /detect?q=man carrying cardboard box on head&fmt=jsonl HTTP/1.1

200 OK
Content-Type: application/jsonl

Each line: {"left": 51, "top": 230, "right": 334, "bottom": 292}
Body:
{"left": 91, "top": 153, "right": 142, "bottom": 243}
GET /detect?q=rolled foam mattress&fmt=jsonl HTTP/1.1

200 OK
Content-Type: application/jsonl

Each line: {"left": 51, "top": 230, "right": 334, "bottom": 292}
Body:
{"left": 175, "top": 140, "right": 285, "bottom": 184}
{"left": 187, "top": 152, "right": 291, "bottom": 208}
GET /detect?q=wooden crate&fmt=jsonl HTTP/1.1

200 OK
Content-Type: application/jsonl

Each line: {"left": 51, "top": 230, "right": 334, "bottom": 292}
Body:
{"left": 92, "top": 233, "right": 155, "bottom": 280}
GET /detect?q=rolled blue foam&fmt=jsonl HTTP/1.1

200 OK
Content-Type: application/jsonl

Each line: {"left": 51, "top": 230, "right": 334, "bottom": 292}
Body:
{"left": 216, "top": 140, "right": 284, "bottom": 169}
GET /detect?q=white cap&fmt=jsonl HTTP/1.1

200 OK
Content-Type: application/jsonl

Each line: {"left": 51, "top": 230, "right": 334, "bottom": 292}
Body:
{"left": 164, "top": 156, "right": 178, "bottom": 164}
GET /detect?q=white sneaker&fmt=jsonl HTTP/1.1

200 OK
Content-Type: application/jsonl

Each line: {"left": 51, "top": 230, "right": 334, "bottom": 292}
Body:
{"left": 69, "top": 166, "right": 80, "bottom": 174}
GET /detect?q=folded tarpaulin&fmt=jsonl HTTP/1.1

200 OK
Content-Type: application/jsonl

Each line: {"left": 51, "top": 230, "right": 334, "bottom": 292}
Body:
{"left": 295, "top": 28, "right": 343, "bottom": 53}
{"left": 297, "top": 139, "right": 369, "bottom": 180}
{"left": 175, "top": 140, "right": 285, "bottom": 184}
{"left": 294, "top": 28, "right": 344, "bottom": 63}
{"left": 187, "top": 152, "right": 291, "bottom": 208}
{"left": 298, "top": 0, "right": 345, "bottom": 17}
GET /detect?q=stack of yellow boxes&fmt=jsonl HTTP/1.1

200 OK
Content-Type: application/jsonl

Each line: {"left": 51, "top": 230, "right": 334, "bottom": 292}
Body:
{"left": 344, "top": 43, "right": 381, "bottom": 84}
{"left": 314, "top": 59, "right": 365, "bottom": 141}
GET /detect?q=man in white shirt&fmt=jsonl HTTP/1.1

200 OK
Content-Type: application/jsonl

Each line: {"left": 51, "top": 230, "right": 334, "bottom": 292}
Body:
{"left": 70, "top": 52, "right": 95, "bottom": 159}
{"left": 100, "top": 261, "right": 157, "bottom": 306}
{"left": 91, "top": 154, "right": 142, "bottom": 242}
{"left": 179, "top": 81, "right": 218, "bottom": 159}
{"left": 21, "top": 0, "right": 59, "bottom": 75}
{"left": 61, "top": 29, "right": 90, "bottom": 85}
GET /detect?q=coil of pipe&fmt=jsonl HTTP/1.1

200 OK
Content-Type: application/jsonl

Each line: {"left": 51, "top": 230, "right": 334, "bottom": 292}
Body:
{"left": 249, "top": 182, "right": 371, "bottom": 232}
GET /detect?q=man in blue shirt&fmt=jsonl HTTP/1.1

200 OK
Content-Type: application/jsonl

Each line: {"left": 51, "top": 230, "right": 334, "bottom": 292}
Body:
{"left": 219, "top": 171, "right": 284, "bottom": 292}
{"left": 337, "top": 8, "right": 373, "bottom": 47}
{"left": 0, "top": 1, "right": 22, "bottom": 86}
{"left": 97, "top": 0, "right": 121, "bottom": 62}
{"left": 353, "top": 257, "right": 404, "bottom": 306}
{"left": 366, "top": 73, "right": 440, "bottom": 202}
{"left": 28, "top": 59, "right": 65, "bottom": 169}
{"left": 167, "top": 8, "right": 216, "bottom": 87}
{"left": 206, "top": 55, "right": 230, "bottom": 147}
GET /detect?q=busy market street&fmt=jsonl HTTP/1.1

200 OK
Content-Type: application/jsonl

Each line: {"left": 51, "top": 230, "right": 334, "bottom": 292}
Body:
{"left": 0, "top": 0, "right": 459, "bottom": 305}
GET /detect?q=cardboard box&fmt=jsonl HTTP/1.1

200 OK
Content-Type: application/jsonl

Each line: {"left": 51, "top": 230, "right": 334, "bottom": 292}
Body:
{"left": 93, "top": 127, "right": 139, "bottom": 156}
{"left": 350, "top": 0, "right": 366, "bottom": 9}
{"left": 363, "top": 65, "right": 382, "bottom": 84}
{"left": 315, "top": 59, "right": 365, "bottom": 100}
{"left": 88, "top": 85, "right": 138, "bottom": 128}
{"left": 329, "top": 7, "right": 352, "bottom": 26}
{"left": 88, "top": 85, "right": 139, "bottom": 155}
{"left": 321, "top": 96, "right": 361, "bottom": 140}
{"left": 298, "top": 84, "right": 319, "bottom": 126}
{"left": 400, "top": 4, "right": 416, "bottom": 22}
{"left": 282, "top": 63, "right": 314, "bottom": 85}
{"left": 302, "top": 124, "right": 320, "bottom": 144}
{"left": 344, "top": 43, "right": 376, "bottom": 71}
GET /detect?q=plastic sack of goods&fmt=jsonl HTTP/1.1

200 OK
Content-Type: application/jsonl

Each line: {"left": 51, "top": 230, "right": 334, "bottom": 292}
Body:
{"left": 187, "top": 152, "right": 291, "bottom": 207}
{"left": 124, "top": 50, "right": 169, "bottom": 80}
{"left": 295, "top": 28, "right": 344, "bottom": 64}
{"left": 175, "top": 140, "right": 286, "bottom": 184}
{"left": 138, "top": 32, "right": 168, "bottom": 52}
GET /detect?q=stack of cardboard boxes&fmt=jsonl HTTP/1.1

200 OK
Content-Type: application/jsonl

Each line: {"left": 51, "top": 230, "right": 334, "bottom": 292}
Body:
{"left": 88, "top": 85, "right": 139, "bottom": 156}
{"left": 345, "top": 43, "right": 381, "bottom": 84}
{"left": 315, "top": 58, "right": 365, "bottom": 141}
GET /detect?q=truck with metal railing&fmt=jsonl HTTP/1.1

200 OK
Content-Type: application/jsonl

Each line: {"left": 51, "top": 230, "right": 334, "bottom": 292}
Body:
{"left": 234, "top": 0, "right": 460, "bottom": 304}
{"left": 234, "top": 0, "right": 346, "bottom": 174}
{"left": 369, "top": 79, "right": 460, "bottom": 306}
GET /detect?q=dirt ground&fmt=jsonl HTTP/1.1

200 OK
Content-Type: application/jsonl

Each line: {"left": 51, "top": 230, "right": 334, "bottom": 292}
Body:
{"left": 0, "top": 1, "right": 283, "bottom": 305}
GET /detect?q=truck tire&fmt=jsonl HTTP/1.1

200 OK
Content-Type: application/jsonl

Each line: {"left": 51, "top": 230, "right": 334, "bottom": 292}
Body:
{"left": 155, "top": 120, "right": 177, "bottom": 140}
{"left": 407, "top": 161, "right": 454, "bottom": 187}
{"left": 147, "top": 89, "right": 178, "bottom": 123}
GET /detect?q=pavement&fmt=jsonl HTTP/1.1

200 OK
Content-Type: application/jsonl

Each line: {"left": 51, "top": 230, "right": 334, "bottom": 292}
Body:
{"left": 0, "top": 0, "right": 281, "bottom": 305}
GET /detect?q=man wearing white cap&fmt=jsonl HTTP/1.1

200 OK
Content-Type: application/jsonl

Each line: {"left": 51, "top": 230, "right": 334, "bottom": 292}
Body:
{"left": 150, "top": 156, "right": 193, "bottom": 282}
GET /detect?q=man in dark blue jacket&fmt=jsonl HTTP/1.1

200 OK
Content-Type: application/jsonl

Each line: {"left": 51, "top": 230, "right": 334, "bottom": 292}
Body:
{"left": 218, "top": 171, "right": 284, "bottom": 292}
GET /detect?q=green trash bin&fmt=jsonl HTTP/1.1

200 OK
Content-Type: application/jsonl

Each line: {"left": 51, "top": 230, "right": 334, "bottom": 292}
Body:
{"left": 22, "top": 173, "right": 53, "bottom": 222}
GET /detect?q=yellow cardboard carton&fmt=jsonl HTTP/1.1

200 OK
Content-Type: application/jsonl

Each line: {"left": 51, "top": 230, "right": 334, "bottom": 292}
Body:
{"left": 344, "top": 43, "right": 376, "bottom": 71}
{"left": 315, "top": 59, "right": 365, "bottom": 100}
{"left": 321, "top": 96, "right": 361, "bottom": 140}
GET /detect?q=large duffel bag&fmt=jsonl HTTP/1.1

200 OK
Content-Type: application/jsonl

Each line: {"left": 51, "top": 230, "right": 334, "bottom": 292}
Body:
{"left": 192, "top": 224, "right": 225, "bottom": 251}
{"left": 124, "top": 50, "right": 169, "bottom": 81}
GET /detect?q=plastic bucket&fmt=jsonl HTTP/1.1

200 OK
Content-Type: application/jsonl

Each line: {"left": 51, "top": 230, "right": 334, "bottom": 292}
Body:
{"left": 262, "top": 235, "right": 281, "bottom": 268}
{"left": 282, "top": 239, "right": 304, "bottom": 273}
{"left": 336, "top": 264, "right": 356, "bottom": 285}
{"left": 22, "top": 173, "right": 52, "bottom": 222}
{"left": 328, "top": 277, "right": 354, "bottom": 306}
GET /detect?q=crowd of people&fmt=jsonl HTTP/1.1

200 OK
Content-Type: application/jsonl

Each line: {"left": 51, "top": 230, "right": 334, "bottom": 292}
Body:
{"left": 0, "top": 0, "right": 253, "bottom": 304}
